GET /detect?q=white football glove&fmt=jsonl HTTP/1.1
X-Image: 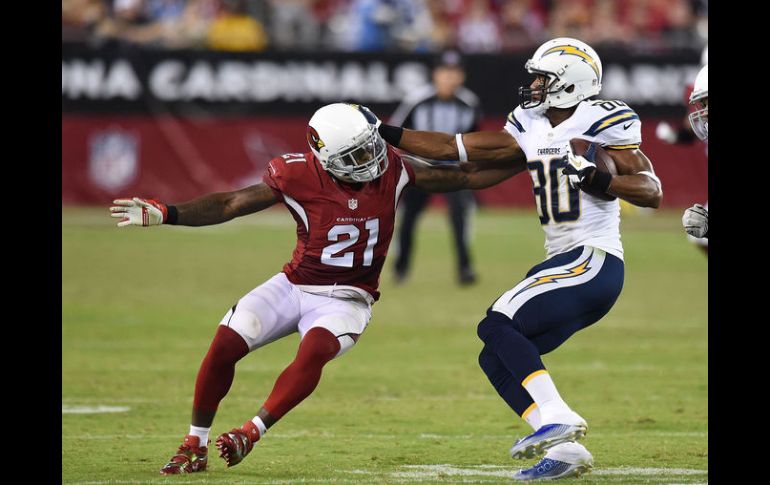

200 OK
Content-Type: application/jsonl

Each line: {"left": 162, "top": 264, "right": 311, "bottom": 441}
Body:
{"left": 563, "top": 152, "right": 597, "bottom": 189}
{"left": 682, "top": 204, "right": 708, "bottom": 238}
{"left": 110, "top": 197, "right": 168, "bottom": 227}
{"left": 655, "top": 121, "right": 678, "bottom": 144}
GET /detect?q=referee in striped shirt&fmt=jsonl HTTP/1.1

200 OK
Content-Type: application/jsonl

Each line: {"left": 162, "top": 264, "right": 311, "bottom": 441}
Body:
{"left": 391, "top": 51, "right": 481, "bottom": 285}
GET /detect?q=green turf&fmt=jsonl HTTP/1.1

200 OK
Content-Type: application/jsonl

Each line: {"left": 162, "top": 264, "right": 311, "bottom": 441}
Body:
{"left": 62, "top": 206, "right": 707, "bottom": 484}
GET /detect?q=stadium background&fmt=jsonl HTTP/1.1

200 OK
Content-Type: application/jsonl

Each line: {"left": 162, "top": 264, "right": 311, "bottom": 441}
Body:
{"left": 62, "top": 1, "right": 708, "bottom": 483}
{"left": 62, "top": 0, "right": 707, "bottom": 207}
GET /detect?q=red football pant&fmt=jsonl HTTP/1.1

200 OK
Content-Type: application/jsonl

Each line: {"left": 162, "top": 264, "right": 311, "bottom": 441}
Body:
{"left": 192, "top": 325, "right": 250, "bottom": 424}
{"left": 262, "top": 327, "right": 341, "bottom": 420}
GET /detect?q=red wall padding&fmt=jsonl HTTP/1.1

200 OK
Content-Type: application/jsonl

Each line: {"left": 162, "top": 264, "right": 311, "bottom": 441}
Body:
{"left": 62, "top": 115, "right": 707, "bottom": 207}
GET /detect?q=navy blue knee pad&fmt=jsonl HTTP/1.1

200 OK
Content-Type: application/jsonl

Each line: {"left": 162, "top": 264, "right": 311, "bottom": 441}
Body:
{"left": 477, "top": 310, "right": 519, "bottom": 344}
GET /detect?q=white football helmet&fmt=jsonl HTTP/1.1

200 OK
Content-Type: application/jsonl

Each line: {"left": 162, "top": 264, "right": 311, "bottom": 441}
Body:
{"left": 520, "top": 37, "right": 603, "bottom": 110}
{"left": 307, "top": 103, "right": 388, "bottom": 183}
{"left": 688, "top": 65, "right": 708, "bottom": 140}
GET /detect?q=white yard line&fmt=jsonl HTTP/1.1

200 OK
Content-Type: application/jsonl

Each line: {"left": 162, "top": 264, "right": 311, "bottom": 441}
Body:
{"left": 346, "top": 464, "right": 708, "bottom": 482}
{"left": 65, "top": 464, "right": 708, "bottom": 484}
{"left": 69, "top": 430, "right": 706, "bottom": 440}
{"left": 62, "top": 405, "right": 131, "bottom": 414}
{"left": 593, "top": 467, "right": 707, "bottom": 476}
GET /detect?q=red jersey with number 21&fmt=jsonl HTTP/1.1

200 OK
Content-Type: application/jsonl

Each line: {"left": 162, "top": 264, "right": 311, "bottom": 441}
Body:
{"left": 263, "top": 146, "right": 415, "bottom": 301}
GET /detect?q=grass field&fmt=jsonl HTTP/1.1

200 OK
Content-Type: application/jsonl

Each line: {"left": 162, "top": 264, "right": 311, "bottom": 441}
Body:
{"left": 62, "top": 206, "right": 707, "bottom": 484}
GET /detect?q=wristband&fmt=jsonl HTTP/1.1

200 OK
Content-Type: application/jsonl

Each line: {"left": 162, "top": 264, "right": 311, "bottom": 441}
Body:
{"left": 585, "top": 169, "right": 612, "bottom": 195}
{"left": 455, "top": 134, "right": 468, "bottom": 162}
{"left": 166, "top": 205, "right": 179, "bottom": 225}
{"left": 378, "top": 124, "right": 403, "bottom": 147}
{"left": 637, "top": 170, "right": 662, "bottom": 189}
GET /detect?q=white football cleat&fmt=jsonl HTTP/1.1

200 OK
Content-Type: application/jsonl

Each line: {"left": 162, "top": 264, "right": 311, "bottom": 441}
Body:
{"left": 513, "top": 441, "right": 593, "bottom": 481}
{"left": 509, "top": 409, "right": 588, "bottom": 460}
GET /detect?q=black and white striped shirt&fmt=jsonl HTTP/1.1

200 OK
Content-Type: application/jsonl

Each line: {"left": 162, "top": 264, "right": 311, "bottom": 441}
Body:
{"left": 390, "top": 85, "right": 481, "bottom": 164}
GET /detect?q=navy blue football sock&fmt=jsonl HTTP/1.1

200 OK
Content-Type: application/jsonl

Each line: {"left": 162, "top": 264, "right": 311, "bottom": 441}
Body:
{"left": 477, "top": 311, "right": 546, "bottom": 397}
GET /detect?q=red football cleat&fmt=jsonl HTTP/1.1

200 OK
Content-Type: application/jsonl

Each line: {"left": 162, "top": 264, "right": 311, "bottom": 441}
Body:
{"left": 216, "top": 420, "right": 260, "bottom": 467}
{"left": 159, "top": 435, "right": 208, "bottom": 475}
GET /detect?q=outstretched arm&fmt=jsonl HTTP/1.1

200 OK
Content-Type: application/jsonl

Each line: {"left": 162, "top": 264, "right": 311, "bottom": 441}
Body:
{"left": 354, "top": 104, "right": 526, "bottom": 168}
{"left": 405, "top": 156, "right": 524, "bottom": 193}
{"left": 110, "top": 183, "right": 279, "bottom": 227}
{"left": 393, "top": 128, "right": 527, "bottom": 168}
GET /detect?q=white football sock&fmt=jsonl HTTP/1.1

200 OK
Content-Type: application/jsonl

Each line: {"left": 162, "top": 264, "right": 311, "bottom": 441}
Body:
{"left": 188, "top": 425, "right": 210, "bottom": 447}
{"left": 522, "top": 403, "right": 541, "bottom": 431}
{"left": 522, "top": 370, "right": 584, "bottom": 426}
{"left": 251, "top": 416, "right": 267, "bottom": 438}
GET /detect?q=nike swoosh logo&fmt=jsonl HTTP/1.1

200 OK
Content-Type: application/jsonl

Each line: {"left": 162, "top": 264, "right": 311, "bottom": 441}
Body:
{"left": 623, "top": 122, "right": 634, "bottom": 130}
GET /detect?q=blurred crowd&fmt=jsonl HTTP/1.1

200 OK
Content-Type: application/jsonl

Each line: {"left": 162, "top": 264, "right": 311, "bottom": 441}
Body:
{"left": 62, "top": 0, "right": 708, "bottom": 53}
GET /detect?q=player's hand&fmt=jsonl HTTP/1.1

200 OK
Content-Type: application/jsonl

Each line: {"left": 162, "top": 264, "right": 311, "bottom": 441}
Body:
{"left": 351, "top": 104, "right": 381, "bottom": 128}
{"left": 562, "top": 153, "right": 596, "bottom": 189}
{"left": 682, "top": 204, "right": 708, "bottom": 238}
{"left": 655, "top": 121, "right": 677, "bottom": 144}
{"left": 110, "top": 197, "right": 168, "bottom": 227}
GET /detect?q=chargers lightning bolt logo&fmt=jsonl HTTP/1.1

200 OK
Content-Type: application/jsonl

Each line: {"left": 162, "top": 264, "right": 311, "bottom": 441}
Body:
{"left": 512, "top": 254, "right": 593, "bottom": 298}
{"left": 542, "top": 45, "right": 600, "bottom": 80}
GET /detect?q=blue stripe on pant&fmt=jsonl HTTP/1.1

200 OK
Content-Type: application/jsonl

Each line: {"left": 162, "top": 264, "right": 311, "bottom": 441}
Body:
{"left": 476, "top": 246, "right": 624, "bottom": 416}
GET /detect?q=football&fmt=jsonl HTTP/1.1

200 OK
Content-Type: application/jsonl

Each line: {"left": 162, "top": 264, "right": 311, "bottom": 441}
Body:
{"left": 569, "top": 138, "right": 617, "bottom": 201}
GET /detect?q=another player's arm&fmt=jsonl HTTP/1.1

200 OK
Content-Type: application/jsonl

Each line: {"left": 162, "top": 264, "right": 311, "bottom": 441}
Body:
{"left": 357, "top": 104, "right": 525, "bottom": 169}
{"left": 174, "top": 184, "right": 279, "bottom": 226}
{"left": 110, "top": 183, "right": 279, "bottom": 227}
{"left": 604, "top": 148, "right": 663, "bottom": 208}
{"left": 406, "top": 157, "right": 524, "bottom": 193}
{"left": 383, "top": 124, "right": 527, "bottom": 169}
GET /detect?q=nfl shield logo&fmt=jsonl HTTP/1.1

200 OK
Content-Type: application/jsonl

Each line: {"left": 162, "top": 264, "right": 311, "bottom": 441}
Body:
{"left": 89, "top": 129, "right": 139, "bottom": 192}
{"left": 348, "top": 199, "right": 358, "bottom": 210}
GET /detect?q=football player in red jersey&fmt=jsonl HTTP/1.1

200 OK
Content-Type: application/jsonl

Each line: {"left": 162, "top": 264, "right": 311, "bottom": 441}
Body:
{"left": 110, "top": 103, "right": 520, "bottom": 474}
{"left": 681, "top": 65, "right": 708, "bottom": 244}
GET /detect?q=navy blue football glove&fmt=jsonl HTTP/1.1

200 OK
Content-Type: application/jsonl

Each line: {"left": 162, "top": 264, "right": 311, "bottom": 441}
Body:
{"left": 349, "top": 104, "right": 381, "bottom": 128}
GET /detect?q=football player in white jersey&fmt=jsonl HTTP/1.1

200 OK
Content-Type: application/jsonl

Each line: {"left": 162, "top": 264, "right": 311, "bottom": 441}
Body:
{"left": 682, "top": 65, "right": 708, "bottom": 241}
{"left": 366, "top": 37, "right": 662, "bottom": 480}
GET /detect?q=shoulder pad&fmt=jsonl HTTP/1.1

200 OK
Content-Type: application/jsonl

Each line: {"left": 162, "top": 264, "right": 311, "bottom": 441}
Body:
{"left": 265, "top": 153, "right": 315, "bottom": 194}
{"left": 505, "top": 106, "right": 527, "bottom": 134}
{"left": 580, "top": 100, "right": 641, "bottom": 147}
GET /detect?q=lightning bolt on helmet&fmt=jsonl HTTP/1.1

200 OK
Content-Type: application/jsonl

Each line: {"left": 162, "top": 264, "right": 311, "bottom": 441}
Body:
{"left": 688, "top": 65, "right": 708, "bottom": 140}
{"left": 519, "top": 37, "right": 603, "bottom": 110}
{"left": 307, "top": 103, "right": 388, "bottom": 183}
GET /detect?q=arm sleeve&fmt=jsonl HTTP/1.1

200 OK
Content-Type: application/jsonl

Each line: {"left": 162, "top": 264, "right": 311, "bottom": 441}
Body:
{"left": 262, "top": 159, "right": 286, "bottom": 200}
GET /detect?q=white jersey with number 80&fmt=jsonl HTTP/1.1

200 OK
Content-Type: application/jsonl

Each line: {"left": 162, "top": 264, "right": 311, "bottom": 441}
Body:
{"left": 504, "top": 100, "right": 644, "bottom": 261}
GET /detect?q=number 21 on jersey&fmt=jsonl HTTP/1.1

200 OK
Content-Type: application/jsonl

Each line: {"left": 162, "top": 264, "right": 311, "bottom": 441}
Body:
{"left": 528, "top": 156, "right": 581, "bottom": 225}
{"left": 321, "top": 219, "right": 379, "bottom": 267}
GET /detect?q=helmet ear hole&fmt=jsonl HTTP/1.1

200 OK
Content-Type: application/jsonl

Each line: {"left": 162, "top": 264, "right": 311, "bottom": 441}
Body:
{"left": 565, "top": 84, "right": 575, "bottom": 93}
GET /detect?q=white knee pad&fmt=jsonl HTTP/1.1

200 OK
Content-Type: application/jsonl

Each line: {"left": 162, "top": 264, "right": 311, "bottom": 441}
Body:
{"left": 220, "top": 304, "right": 297, "bottom": 351}
{"left": 228, "top": 309, "right": 263, "bottom": 342}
